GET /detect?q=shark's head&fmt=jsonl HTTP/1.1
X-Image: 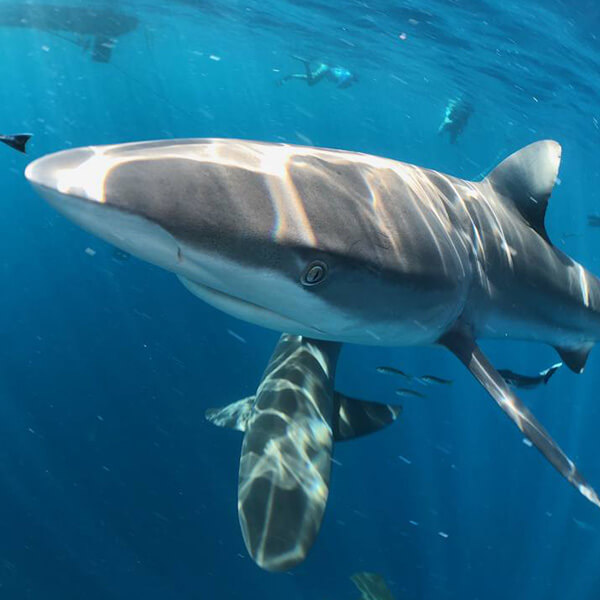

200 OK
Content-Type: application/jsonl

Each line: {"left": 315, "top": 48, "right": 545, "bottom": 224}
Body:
{"left": 25, "top": 139, "right": 469, "bottom": 344}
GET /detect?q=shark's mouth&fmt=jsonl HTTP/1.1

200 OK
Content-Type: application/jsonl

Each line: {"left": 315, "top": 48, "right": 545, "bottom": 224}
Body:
{"left": 178, "top": 276, "right": 327, "bottom": 338}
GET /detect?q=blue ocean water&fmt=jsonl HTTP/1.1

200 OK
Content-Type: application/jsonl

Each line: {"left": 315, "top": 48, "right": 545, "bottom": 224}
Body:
{"left": 1, "top": 0, "right": 600, "bottom": 598}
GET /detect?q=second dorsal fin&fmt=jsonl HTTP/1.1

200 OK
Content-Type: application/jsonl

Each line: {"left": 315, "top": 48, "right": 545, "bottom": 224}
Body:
{"left": 484, "top": 140, "right": 561, "bottom": 243}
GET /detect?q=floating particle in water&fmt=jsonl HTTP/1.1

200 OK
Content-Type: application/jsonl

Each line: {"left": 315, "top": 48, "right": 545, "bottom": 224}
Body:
{"left": 209, "top": 54, "right": 221, "bottom": 61}
{"left": 522, "top": 438, "right": 533, "bottom": 448}
{"left": 438, "top": 531, "right": 449, "bottom": 539}
{"left": 295, "top": 131, "right": 314, "bottom": 146}
{"left": 409, "top": 520, "right": 419, "bottom": 526}
{"left": 41, "top": 45, "right": 50, "bottom": 52}
{"left": 227, "top": 329, "right": 247, "bottom": 344}
{"left": 399, "top": 32, "right": 407, "bottom": 40}
{"left": 331, "top": 457, "right": 343, "bottom": 466}
{"left": 398, "top": 455, "right": 412, "bottom": 465}
{"left": 84, "top": 247, "right": 96, "bottom": 256}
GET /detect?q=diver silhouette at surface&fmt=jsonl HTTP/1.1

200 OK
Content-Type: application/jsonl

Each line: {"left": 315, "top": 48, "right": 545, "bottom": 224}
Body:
{"left": 279, "top": 56, "right": 357, "bottom": 89}
{"left": 438, "top": 96, "right": 474, "bottom": 143}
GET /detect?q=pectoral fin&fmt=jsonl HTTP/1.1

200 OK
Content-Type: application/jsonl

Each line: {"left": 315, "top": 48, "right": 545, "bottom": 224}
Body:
{"left": 333, "top": 394, "right": 402, "bottom": 441}
{"left": 205, "top": 396, "right": 255, "bottom": 432}
{"left": 441, "top": 331, "right": 600, "bottom": 508}
{"left": 207, "top": 393, "right": 402, "bottom": 441}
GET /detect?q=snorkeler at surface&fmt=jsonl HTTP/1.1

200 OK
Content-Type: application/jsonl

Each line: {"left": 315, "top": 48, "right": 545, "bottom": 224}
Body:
{"left": 279, "top": 56, "right": 357, "bottom": 89}
{"left": 438, "top": 96, "right": 474, "bottom": 143}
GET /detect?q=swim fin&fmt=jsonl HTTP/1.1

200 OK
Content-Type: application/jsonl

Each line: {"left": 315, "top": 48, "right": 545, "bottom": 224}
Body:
{"left": 0, "top": 133, "right": 32, "bottom": 154}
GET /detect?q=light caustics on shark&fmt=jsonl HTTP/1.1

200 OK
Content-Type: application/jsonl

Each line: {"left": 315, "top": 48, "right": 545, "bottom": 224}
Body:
{"left": 206, "top": 334, "right": 401, "bottom": 571}
{"left": 24, "top": 138, "right": 600, "bottom": 514}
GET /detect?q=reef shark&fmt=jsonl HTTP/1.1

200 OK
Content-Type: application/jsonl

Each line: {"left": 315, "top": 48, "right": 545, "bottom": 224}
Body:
{"left": 206, "top": 333, "right": 401, "bottom": 571}
{"left": 24, "top": 138, "right": 600, "bottom": 508}
{"left": 0, "top": 3, "right": 138, "bottom": 62}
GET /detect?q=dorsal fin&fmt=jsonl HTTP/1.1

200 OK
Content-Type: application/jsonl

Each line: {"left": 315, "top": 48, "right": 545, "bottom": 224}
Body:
{"left": 554, "top": 345, "right": 593, "bottom": 374}
{"left": 484, "top": 140, "right": 562, "bottom": 243}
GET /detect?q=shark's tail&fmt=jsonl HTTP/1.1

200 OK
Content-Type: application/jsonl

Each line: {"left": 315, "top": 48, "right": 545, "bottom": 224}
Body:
{"left": 0, "top": 133, "right": 32, "bottom": 154}
{"left": 541, "top": 362, "right": 563, "bottom": 384}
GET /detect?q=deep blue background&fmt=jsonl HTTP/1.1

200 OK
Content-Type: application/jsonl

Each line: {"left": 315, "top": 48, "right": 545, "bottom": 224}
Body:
{"left": 0, "top": 0, "right": 599, "bottom": 598}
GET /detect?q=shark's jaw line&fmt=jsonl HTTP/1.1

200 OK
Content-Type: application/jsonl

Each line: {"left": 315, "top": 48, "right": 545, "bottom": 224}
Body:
{"left": 178, "top": 276, "right": 328, "bottom": 338}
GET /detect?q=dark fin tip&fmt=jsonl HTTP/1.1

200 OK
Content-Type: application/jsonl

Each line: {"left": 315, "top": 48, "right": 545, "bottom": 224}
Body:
{"left": 1, "top": 133, "right": 32, "bottom": 154}
{"left": 554, "top": 346, "right": 592, "bottom": 374}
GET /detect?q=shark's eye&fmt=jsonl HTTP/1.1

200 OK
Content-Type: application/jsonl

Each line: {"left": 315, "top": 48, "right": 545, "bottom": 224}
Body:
{"left": 301, "top": 260, "right": 328, "bottom": 286}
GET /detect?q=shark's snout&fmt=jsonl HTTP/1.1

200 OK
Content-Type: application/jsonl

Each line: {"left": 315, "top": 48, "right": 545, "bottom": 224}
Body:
{"left": 25, "top": 147, "right": 115, "bottom": 206}
{"left": 25, "top": 147, "right": 183, "bottom": 271}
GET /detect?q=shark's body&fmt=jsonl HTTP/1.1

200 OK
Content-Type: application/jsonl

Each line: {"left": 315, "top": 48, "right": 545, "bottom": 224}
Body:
{"left": 25, "top": 138, "right": 600, "bottom": 507}
{"left": 0, "top": 4, "right": 138, "bottom": 62}
{"left": 206, "top": 333, "right": 401, "bottom": 571}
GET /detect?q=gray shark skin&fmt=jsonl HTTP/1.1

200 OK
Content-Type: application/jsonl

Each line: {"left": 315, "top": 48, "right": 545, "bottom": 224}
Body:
{"left": 24, "top": 138, "right": 600, "bottom": 508}
{"left": 0, "top": 4, "right": 138, "bottom": 62}
{"left": 206, "top": 333, "right": 402, "bottom": 571}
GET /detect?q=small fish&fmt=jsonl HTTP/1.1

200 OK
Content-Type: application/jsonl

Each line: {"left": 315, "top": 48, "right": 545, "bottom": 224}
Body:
{"left": 498, "top": 362, "right": 562, "bottom": 390}
{"left": 588, "top": 214, "right": 600, "bottom": 228}
{"left": 395, "top": 388, "right": 425, "bottom": 398}
{"left": 416, "top": 374, "right": 453, "bottom": 386}
{"left": 376, "top": 366, "right": 412, "bottom": 379}
{"left": 0, "top": 133, "right": 32, "bottom": 154}
{"left": 572, "top": 517, "right": 596, "bottom": 533}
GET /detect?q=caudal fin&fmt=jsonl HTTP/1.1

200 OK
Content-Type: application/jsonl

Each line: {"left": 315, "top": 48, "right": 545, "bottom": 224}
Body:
{"left": 541, "top": 362, "right": 563, "bottom": 384}
{"left": 0, "top": 133, "right": 32, "bottom": 154}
